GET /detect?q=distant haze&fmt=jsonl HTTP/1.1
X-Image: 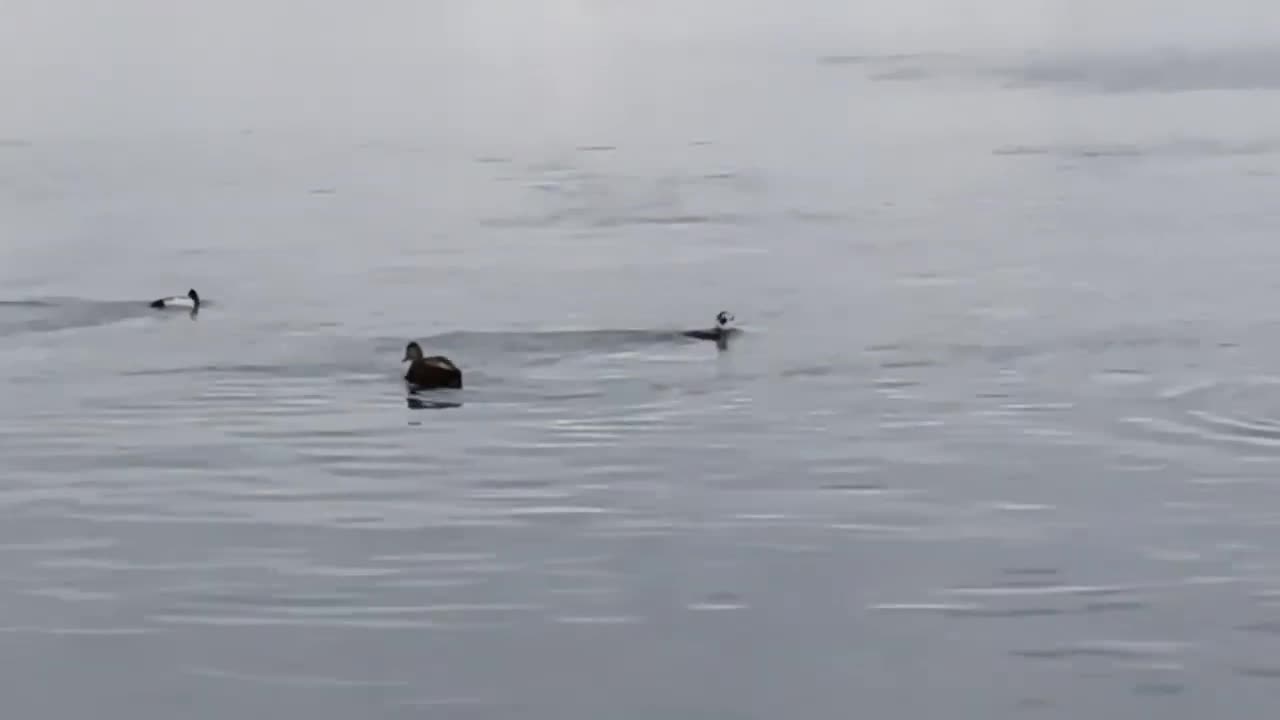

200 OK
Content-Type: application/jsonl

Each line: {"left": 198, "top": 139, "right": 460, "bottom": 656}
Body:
{"left": 3, "top": 0, "right": 1278, "bottom": 137}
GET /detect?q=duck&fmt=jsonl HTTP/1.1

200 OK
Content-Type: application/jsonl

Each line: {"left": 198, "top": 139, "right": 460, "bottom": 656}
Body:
{"left": 150, "top": 288, "right": 200, "bottom": 310}
{"left": 683, "top": 311, "right": 739, "bottom": 348}
{"left": 403, "top": 341, "right": 463, "bottom": 389}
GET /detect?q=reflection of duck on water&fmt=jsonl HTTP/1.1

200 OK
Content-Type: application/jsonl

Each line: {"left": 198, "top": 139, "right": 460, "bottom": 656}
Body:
{"left": 407, "top": 396, "right": 462, "bottom": 410}
{"left": 683, "top": 311, "right": 739, "bottom": 349}
{"left": 402, "top": 341, "right": 463, "bottom": 389}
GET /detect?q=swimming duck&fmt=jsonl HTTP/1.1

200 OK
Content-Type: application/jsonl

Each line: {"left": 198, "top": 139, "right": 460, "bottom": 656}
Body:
{"left": 150, "top": 289, "right": 200, "bottom": 310}
{"left": 683, "top": 311, "right": 739, "bottom": 348}
{"left": 403, "top": 341, "right": 463, "bottom": 389}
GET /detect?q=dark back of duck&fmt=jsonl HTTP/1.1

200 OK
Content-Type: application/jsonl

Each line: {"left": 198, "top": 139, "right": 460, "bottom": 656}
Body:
{"left": 406, "top": 360, "right": 463, "bottom": 389}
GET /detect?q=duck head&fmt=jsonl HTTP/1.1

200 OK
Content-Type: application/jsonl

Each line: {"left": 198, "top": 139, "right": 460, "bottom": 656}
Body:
{"left": 188, "top": 289, "right": 200, "bottom": 307}
{"left": 716, "top": 311, "right": 735, "bottom": 329}
{"left": 403, "top": 342, "right": 424, "bottom": 363}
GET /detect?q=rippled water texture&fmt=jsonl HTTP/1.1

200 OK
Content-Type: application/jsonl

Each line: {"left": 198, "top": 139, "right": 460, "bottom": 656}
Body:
{"left": 6, "top": 9, "right": 1280, "bottom": 718}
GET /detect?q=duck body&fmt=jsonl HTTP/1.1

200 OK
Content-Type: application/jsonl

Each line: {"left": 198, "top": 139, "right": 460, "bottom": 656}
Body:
{"left": 405, "top": 357, "right": 463, "bottom": 389}
{"left": 683, "top": 327, "right": 739, "bottom": 342}
{"left": 150, "top": 288, "right": 200, "bottom": 310}
{"left": 403, "top": 342, "right": 463, "bottom": 389}
{"left": 683, "top": 311, "right": 738, "bottom": 348}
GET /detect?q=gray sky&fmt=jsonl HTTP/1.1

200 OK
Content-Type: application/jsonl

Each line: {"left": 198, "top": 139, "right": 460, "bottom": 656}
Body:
{"left": 3, "top": 1, "right": 1277, "bottom": 136}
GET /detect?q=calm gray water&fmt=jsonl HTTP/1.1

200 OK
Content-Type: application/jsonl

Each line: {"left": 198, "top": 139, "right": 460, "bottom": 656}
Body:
{"left": 5, "top": 27, "right": 1280, "bottom": 718}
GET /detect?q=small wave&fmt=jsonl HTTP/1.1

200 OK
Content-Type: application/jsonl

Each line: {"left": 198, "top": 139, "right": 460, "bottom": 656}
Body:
{"left": 483, "top": 212, "right": 745, "bottom": 229}
{"left": 0, "top": 297, "right": 178, "bottom": 337}
{"left": 998, "top": 48, "right": 1280, "bottom": 94}
{"left": 1012, "top": 640, "right": 1187, "bottom": 661}
{"left": 187, "top": 666, "right": 409, "bottom": 689}
{"left": 821, "top": 47, "right": 1280, "bottom": 97}
{"left": 407, "top": 328, "right": 711, "bottom": 354}
{"left": 0, "top": 300, "right": 57, "bottom": 308}
{"left": 592, "top": 212, "right": 744, "bottom": 227}
{"left": 1121, "top": 377, "right": 1280, "bottom": 454}
{"left": 994, "top": 143, "right": 1143, "bottom": 159}
{"left": 994, "top": 139, "right": 1280, "bottom": 161}
{"left": 1234, "top": 666, "right": 1280, "bottom": 680}
{"left": 1185, "top": 410, "right": 1280, "bottom": 442}
{"left": 818, "top": 52, "right": 954, "bottom": 67}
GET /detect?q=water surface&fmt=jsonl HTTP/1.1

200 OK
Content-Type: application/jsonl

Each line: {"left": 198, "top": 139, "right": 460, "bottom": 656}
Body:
{"left": 4, "top": 28, "right": 1280, "bottom": 720}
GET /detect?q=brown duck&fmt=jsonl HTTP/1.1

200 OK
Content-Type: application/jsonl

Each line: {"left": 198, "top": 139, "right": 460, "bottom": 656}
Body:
{"left": 402, "top": 341, "right": 462, "bottom": 389}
